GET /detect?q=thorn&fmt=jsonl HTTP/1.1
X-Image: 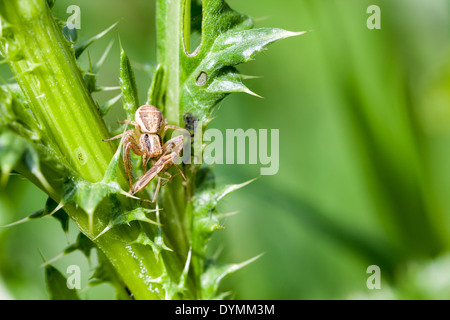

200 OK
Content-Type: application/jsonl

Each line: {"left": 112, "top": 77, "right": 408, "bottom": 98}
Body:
{"left": 241, "top": 74, "right": 263, "bottom": 80}
{"left": 253, "top": 16, "right": 271, "bottom": 23}
{"left": 217, "top": 211, "right": 239, "bottom": 218}
{"left": 0, "top": 216, "right": 30, "bottom": 228}
{"left": 94, "top": 39, "right": 115, "bottom": 73}
{"left": 119, "top": 189, "right": 143, "bottom": 201}
{"left": 88, "top": 211, "right": 94, "bottom": 236}
{"left": 212, "top": 245, "right": 225, "bottom": 260}
{"left": 47, "top": 201, "right": 64, "bottom": 217}
{"left": 38, "top": 249, "right": 47, "bottom": 265}
{"left": 232, "top": 252, "right": 265, "bottom": 272}
{"left": 244, "top": 87, "right": 264, "bottom": 99}
{"left": 40, "top": 252, "right": 64, "bottom": 268}
{"left": 217, "top": 177, "right": 260, "bottom": 203}
{"left": 75, "top": 21, "right": 120, "bottom": 58}
{"left": 290, "top": 30, "right": 311, "bottom": 37}
{"left": 95, "top": 86, "right": 121, "bottom": 92}
{"left": 178, "top": 247, "right": 192, "bottom": 288}
{"left": 93, "top": 225, "right": 111, "bottom": 241}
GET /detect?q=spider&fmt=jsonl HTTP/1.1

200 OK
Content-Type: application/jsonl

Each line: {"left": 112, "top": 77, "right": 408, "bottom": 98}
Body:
{"left": 103, "top": 105, "right": 187, "bottom": 200}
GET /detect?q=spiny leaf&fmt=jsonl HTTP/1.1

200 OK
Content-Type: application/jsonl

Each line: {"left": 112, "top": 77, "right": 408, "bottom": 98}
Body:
{"left": 83, "top": 52, "right": 96, "bottom": 93}
{"left": 99, "top": 93, "right": 122, "bottom": 117}
{"left": 193, "top": 177, "right": 258, "bottom": 214}
{"left": 1, "top": 197, "right": 63, "bottom": 228}
{"left": 131, "top": 230, "right": 172, "bottom": 257}
{"left": 201, "top": 253, "right": 263, "bottom": 299}
{"left": 94, "top": 39, "right": 114, "bottom": 74}
{"left": 63, "top": 138, "right": 132, "bottom": 233}
{"left": 42, "top": 232, "right": 95, "bottom": 267}
{"left": 163, "top": 0, "right": 308, "bottom": 124}
{"left": 95, "top": 208, "right": 160, "bottom": 240}
{"left": 74, "top": 21, "right": 118, "bottom": 59}
{"left": 146, "top": 64, "right": 165, "bottom": 110}
{"left": 0, "top": 130, "right": 27, "bottom": 186}
{"left": 61, "top": 25, "right": 77, "bottom": 43}
{"left": 23, "top": 143, "right": 55, "bottom": 195}
{"left": 64, "top": 232, "right": 95, "bottom": 259}
{"left": 46, "top": 0, "right": 56, "bottom": 9}
{"left": 207, "top": 68, "right": 263, "bottom": 98}
{"left": 83, "top": 40, "right": 115, "bottom": 94}
{"left": 119, "top": 44, "right": 139, "bottom": 119}
{"left": 194, "top": 165, "right": 216, "bottom": 192}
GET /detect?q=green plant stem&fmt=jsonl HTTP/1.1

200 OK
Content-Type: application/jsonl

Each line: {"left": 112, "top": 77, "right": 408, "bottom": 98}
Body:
{"left": 0, "top": 0, "right": 162, "bottom": 299}
{"left": 157, "top": 0, "right": 182, "bottom": 126}
{"left": 157, "top": 0, "right": 200, "bottom": 297}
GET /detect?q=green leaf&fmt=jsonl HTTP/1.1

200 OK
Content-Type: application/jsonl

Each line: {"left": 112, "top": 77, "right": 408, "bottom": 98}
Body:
{"left": 157, "top": 0, "right": 307, "bottom": 124}
{"left": 95, "top": 208, "right": 160, "bottom": 240}
{"left": 64, "top": 232, "right": 95, "bottom": 259}
{"left": 146, "top": 64, "right": 166, "bottom": 110}
{"left": 61, "top": 25, "right": 77, "bottom": 43}
{"left": 201, "top": 253, "right": 263, "bottom": 299}
{"left": 99, "top": 93, "right": 122, "bottom": 117}
{"left": 0, "top": 130, "right": 27, "bottom": 186}
{"left": 180, "top": 28, "right": 305, "bottom": 123}
{"left": 1, "top": 197, "right": 63, "bottom": 228}
{"left": 120, "top": 44, "right": 140, "bottom": 119}
{"left": 193, "top": 178, "right": 257, "bottom": 215}
{"left": 74, "top": 22, "right": 118, "bottom": 59}
{"left": 83, "top": 40, "right": 114, "bottom": 94}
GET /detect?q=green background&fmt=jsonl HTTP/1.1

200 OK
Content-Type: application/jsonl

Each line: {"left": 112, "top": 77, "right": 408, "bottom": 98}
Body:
{"left": 1, "top": 0, "right": 450, "bottom": 299}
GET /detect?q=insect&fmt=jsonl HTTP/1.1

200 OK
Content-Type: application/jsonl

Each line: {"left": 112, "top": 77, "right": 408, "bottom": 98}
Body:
{"left": 103, "top": 105, "right": 187, "bottom": 200}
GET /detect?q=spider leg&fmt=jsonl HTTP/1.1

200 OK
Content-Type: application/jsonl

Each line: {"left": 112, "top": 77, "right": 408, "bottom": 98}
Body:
{"left": 123, "top": 141, "right": 134, "bottom": 188}
{"left": 159, "top": 171, "right": 172, "bottom": 186}
{"left": 123, "top": 132, "right": 144, "bottom": 189}
{"left": 102, "top": 129, "right": 133, "bottom": 142}
{"left": 118, "top": 120, "right": 139, "bottom": 127}
{"left": 161, "top": 135, "right": 185, "bottom": 156}
{"left": 172, "top": 162, "right": 186, "bottom": 181}
{"left": 164, "top": 124, "right": 190, "bottom": 134}
{"left": 142, "top": 154, "right": 148, "bottom": 175}
{"left": 151, "top": 177, "right": 163, "bottom": 203}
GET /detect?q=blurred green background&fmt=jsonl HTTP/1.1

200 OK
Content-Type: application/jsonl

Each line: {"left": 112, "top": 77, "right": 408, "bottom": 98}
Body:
{"left": 1, "top": 0, "right": 450, "bottom": 299}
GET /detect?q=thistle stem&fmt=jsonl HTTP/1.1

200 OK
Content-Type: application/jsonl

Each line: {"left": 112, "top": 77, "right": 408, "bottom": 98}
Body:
{"left": 0, "top": 0, "right": 163, "bottom": 300}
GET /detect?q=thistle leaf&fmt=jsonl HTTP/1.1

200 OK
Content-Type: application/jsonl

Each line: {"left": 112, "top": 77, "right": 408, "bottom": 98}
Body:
{"left": 64, "top": 232, "right": 95, "bottom": 259}
{"left": 74, "top": 22, "right": 118, "bottom": 59}
{"left": 146, "top": 64, "right": 165, "bottom": 110}
{"left": 157, "top": 0, "right": 307, "bottom": 124}
{"left": 201, "top": 253, "right": 263, "bottom": 299}
{"left": 119, "top": 44, "right": 139, "bottom": 119}
{"left": 0, "top": 130, "right": 27, "bottom": 186}
{"left": 99, "top": 93, "right": 122, "bottom": 117}
{"left": 193, "top": 178, "right": 258, "bottom": 215}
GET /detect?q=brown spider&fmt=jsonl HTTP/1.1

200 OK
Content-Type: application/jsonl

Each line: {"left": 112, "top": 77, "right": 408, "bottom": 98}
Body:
{"left": 103, "top": 105, "right": 187, "bottom": 200}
